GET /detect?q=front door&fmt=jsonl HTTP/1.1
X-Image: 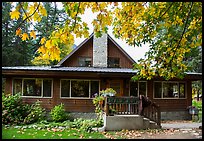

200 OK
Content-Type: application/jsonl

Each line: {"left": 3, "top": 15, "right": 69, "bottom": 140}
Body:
{"left": 108, "top": 80, "right": 123, "bottom": 96}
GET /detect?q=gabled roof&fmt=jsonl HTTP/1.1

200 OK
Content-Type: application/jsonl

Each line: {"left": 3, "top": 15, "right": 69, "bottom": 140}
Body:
{"left": 57, "top": 33, "right": 136, "bottom": 66}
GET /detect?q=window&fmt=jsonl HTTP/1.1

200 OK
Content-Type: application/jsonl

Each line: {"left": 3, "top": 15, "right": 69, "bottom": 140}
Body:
{"left": 91, "top": 81, "right": 100, "bottom": 98}
{"left": 61, "top": 80, "right": 70, "bottom": 97}
{"left": 78, "top": 57, "right": 92, "bottom": 67}
{"left": 71, "top": 80, "right": 89, "bottom": 97}
{"left": 108, "top": 57, "right": 120, "bottom": 68}
{"left": 154, "top": 81, "right": 186, "bottom": 99}
{"left": 163, "top": 82, "right": 178, "bottom": 98}
{"left": 13, "top": 78, "right": 52, "bottom": 97}
{"left": 139, "top": 82, "right": 147, "bottom": 96}
{"left": 130, "top": 81, "right": 138, "bottom": 97}
{"left": 43, "top": 80, "right": 52, "bottom": 97}
{"left": 154, "top": 82, "right": 162, "bottom": 98}
{"left": 130, "top": 81, "right": 147, "bottom": 97}
{"left": 60, "top": 79, "right": 100, "bottom": 98}
{"left": 23, "top": 79, "right": 42, "bottom": 96}
{"left": 179, "top": 83, "right": 185, "bottom": 98}
{"left": 13, "top": 79, "right": 22, "bottom": 94}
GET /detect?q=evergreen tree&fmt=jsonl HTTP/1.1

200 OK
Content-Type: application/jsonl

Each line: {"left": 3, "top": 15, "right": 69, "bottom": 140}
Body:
{"left": 2, "top": 2, "right": 34, "bottom": 66}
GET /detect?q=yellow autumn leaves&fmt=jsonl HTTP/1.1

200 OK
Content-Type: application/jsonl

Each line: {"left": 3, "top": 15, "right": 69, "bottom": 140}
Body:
{"left": 10, "top": 10, "right": 20, "bottom": 19}
{"left": 37, "top": 38, "right": 62, "bottom": 62}
{"left": 9, "top": 2, "right": 202, "bottom": 80}
{"left": 15, "top": 29, "right": 36, "bottom": 41}
{"left": 11, "top": 3, "right": 45, "bottom": 41}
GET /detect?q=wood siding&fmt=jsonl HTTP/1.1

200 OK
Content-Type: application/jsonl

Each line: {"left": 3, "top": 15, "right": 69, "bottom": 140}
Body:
{"left": 62, "top": 37, "right": 93, "bottom": 67}
{"left": 5, "top": 77, "right": 12, "bottom": 95}
{"left": 147, "top": 80, "right": 192, "bottom": 112}
{"left": 108, "top": 39, "right": 133, "bottom": 68}
{"left": 61, "top": 37, "right": 134, "bottom": 68}
{"left": 4, "top": 76, "right": 193, "bottom": 113}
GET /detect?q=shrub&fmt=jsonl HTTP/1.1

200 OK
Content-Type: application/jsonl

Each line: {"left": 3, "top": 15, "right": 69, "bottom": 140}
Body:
{"left": 192, "top": 100, "right": 202, "bottom": 110}
{"left": 92, "top": 95, "right": 104, "bottom": 120}
{"left": 23, "top": 100, "right": 46, "bottom": 124}
{"left": 2, "top": 93, "right": 30, "bottom": 125}
{"left": 50, "top": 103, "right": 68, "bottom": 122}
{"left": 2, "top": 93, "right": 46, "bottom": 125}
{"left": 71, "top": 118, "right": 104, "bottom": 132}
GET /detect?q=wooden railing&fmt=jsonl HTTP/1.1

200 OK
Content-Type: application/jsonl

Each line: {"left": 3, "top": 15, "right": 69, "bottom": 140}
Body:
{"left": 104, "top": 96, "right": 140, "bottom": 115}
{"left": 102, "top": 96, "right": 161, "bottom": 127}
{"left": 142, "top": 102, "right": 161, "bottom": 127}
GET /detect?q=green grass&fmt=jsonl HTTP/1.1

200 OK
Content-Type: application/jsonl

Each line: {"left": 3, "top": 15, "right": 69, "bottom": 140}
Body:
{"left": 2, "top": 126, "right": 106, "bottom": 139}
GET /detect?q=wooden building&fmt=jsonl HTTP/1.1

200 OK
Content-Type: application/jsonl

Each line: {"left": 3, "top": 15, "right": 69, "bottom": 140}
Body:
{"left": 2, "top": 33, "right": 202, "bottom": 120}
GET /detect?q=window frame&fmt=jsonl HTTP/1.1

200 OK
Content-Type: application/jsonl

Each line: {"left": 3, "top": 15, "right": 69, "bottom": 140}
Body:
{"left": 12, "top": 78, "right": 53, "bottom": 98}
{"left": 129, "top": 81, "right": 147, "bottom": 97}
{"left": 153, "top": 81, "right": 187, "bottom": 99}
{"left": 108, "top": 57, "right": 120, "bottom": 68}
{"left": 60, "top": 79, "right": 100, "bottom": 99}
{"left": 78, "top": 57, "right": 92, "bottom": 67}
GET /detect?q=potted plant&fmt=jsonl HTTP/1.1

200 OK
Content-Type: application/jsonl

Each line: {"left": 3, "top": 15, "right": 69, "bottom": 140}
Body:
{"left": 101, "top": 88, "right": 117, "bottom": 97}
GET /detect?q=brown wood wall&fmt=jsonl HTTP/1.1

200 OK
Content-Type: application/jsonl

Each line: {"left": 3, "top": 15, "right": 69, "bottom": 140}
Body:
{"left": 4, "top": 76, "right": 193, "bottom": 113}
{"left": 147, "top": 80, "right": 192, "bottom": 112}
{"left": 4, "top": 77, "right": 12, "bottom": 95}
{"left": 62, "top": 37, "right": 134, "bottom": 68}
{"left": 108, "top": 39, "right": 133, "bottom": 68}
{"left": 63, "top": 38, "right": 93, "bottom": 67}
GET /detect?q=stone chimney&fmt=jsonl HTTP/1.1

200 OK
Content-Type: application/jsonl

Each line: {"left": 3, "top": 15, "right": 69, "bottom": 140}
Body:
{"left": 93, "top": 33, "right": 108, "bottom": 67}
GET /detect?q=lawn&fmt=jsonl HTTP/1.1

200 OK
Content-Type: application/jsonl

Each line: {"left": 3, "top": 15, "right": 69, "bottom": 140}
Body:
{"left": 2, "top": 126, "right": 106, "bottom": 139}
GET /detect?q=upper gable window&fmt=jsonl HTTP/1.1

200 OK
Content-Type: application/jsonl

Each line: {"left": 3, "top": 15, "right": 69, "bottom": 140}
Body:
{"left": 108, "top": 57, "right": 120, "bottom": 68}
{"left": 78, "top": 57, "right": 92, "bottom": 67}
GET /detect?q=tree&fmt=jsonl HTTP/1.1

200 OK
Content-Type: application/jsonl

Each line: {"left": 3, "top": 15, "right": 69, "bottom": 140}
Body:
{"left": 2, "top": 2, "right": 34, "bottom": 66}
{"left": 30, "top": 2, "right": 73, "bottom": 65}
{"left": 8, "top": 2, "right": 202, "bottom": 80}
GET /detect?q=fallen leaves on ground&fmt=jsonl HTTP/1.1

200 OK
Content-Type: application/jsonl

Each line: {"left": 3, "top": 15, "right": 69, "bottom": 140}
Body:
{"left": 101, "top": 128, "right": 202, "bottom": 139}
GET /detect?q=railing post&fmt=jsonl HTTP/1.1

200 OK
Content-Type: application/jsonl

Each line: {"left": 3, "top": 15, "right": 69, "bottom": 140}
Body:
{"left": 105, "top": 97, "right": 109, "bottom": 116}
{"left": 157, "top": 105, "right": 161, "bottom": 127}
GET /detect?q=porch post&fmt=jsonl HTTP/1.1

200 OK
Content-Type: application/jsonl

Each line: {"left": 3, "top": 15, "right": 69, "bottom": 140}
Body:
{"left": 105, "top": 97, "right": 109, "bottom": 116}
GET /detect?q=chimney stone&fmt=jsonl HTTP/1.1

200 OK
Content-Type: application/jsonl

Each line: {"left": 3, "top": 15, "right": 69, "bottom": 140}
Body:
{"left": 93, "top": 33, "right": 108, "bottom": 67}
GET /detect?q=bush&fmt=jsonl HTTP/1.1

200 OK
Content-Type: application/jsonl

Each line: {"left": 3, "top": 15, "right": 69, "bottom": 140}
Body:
{"left": 192, "top": 100, "right": 202, "bottom": 110}
{"left": 2, "top": 93, "right": 30, "bottom": 125}
{"left": 71, "top": 118, "right": 104, "bottom": 132}
{"left": 23, "top": 100, "right": 46, "bottom": 124}
{"left": 2, "top": 93, "right": 46, "bottom": 125}
{"left": 50, "top": 103, "right": 68, "bottom": 122}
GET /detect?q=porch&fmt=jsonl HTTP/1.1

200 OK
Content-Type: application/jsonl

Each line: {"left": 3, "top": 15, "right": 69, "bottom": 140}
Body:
{"left": 96, "top": 96, "right": 161, "bottom": 131}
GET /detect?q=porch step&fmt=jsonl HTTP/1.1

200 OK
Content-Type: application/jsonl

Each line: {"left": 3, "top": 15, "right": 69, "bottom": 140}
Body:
{"left": 98, "top": 113, "right": 160, "bottom": 131}
{"left": 149, "top": 120, "right": 160, "bottom": 129}
{"left": 143, "top": 118, "right": 150, "bottom": 129}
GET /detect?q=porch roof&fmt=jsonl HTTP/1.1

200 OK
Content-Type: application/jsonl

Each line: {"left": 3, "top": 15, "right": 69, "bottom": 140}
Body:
{"left": 2, "top": 66, "right": 202, "bottom": 80}
{"left": 2, "top": 66, "right": 138, "bottom": 74}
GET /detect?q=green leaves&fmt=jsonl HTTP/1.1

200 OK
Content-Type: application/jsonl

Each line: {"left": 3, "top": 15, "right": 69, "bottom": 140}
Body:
{"left": 7, "top": 2, "right": 202, "bottom": 80}
{"left": 50, "top": 103, "right": 68, "bottom": 122}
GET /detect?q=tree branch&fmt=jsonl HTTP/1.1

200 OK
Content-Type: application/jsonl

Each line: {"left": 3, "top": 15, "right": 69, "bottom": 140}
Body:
{"left": 17, "top": 2, "right": 40, "bottom": 31}
{"left": 158, "top": 2, "right": 174, "bottom": 20}
{"left": 71, "top": 2, "right": 80, "bottom": 32}
{"left": 176, "top": 2, "right": 193, "bottom": 48}
{"left": 167, "top": 2, "right": 193, "bottom": 71}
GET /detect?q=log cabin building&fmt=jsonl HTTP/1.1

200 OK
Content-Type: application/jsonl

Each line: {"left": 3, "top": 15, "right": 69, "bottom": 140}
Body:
{"left": 2, "top": 33, "right": 202, "bottom": 120}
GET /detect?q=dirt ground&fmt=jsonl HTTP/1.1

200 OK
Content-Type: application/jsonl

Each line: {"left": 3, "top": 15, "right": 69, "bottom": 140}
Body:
{"left": 102, "top": 120, "right": 202, "bottom": 139}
